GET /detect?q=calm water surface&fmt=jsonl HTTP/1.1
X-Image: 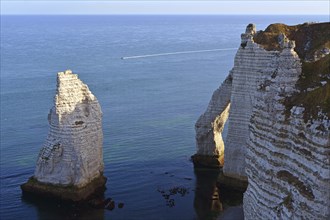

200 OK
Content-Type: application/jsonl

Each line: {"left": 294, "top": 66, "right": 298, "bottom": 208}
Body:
{"left": 0, "top": 15, "right": 327, "bottom": 219}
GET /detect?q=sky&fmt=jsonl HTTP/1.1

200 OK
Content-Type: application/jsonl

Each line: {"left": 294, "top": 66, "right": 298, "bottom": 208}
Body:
{"left": 0, "top": 0, "right": 329, "bottom": 15}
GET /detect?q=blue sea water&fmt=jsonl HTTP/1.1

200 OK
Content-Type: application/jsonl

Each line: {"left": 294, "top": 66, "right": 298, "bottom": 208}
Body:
{"left": 0, "top": 15, "right": 327, "bottom": 219}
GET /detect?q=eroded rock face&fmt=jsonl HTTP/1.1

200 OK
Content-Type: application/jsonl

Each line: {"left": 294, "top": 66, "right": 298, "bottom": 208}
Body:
{"left": 243, "top": 26, "right": 330, "bottom": 219}
{"left": 193, "top": 75, "right": 232, "bottom": 167}
{"left": 194, "top": 23, "right": 274, "bottom": 181}
{"left": 223, "top": 24, "right": 278, "bottom": 181}
{"left": 33, "top": 70, "right": 104, "bottom": 187}
{"left": 195, "top": 22, "right": 329, "bottom": 218}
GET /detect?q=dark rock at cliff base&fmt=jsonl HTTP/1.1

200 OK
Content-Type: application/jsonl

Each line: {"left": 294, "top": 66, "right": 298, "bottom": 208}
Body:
{"left": 104, "top": 198, "right": 112, "bottom": 204}
{"left": 216, "top": 169, "right": 247, "bottom": 192}
{"left": 105, "top": 200, "right": 115, "bottom": 210}
{"left": 88, "top": 198, "right": 106, "bottom": 209}
{"left": 21, "top": 175, "right": 107, "bottom": 202}
{"left": 191, "top": 154, "right": 222, "bottom": 168}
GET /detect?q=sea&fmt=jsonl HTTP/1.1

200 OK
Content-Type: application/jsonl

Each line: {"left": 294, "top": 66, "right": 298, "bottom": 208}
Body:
{"left": 0, "top": 15, "right": 327, "bottom": 220}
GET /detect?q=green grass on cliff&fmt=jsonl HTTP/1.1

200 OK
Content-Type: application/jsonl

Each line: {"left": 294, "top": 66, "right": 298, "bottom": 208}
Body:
{"left": 254, "top": 22, "right": 330, "bottom": 121}
{"left": 254, "top": 22, "right": 330, "bottom": 60}
{"left": 253, "top": 23, "right": 297, "bottom": 51}
{"left": 285, "top": 54, "right": 330, "bottom": 120}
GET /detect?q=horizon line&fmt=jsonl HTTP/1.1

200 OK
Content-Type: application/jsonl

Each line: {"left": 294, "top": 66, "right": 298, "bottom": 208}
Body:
{"left": 1, "top": 13, "right": 329, "bottom": 16}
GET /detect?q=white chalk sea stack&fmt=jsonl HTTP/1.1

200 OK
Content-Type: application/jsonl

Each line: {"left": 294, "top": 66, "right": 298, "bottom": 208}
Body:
{"left": 21, "top": 70, "right": 106, "bottom": 201}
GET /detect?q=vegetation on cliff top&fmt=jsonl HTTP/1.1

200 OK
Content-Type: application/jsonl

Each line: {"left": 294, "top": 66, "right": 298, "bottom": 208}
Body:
{"left": 254, "top": 22, "right": 330, "bottom": 60}
{"left": 285, "top": 54, "right": 330, "bottom": 120}
{"left": 254, "top": 22, "right": 330, "bottom": 120}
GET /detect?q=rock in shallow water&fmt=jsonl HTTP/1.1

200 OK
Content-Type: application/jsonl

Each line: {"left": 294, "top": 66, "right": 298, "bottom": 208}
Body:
{"left": 118, "top": 203, "right": 124, "bottom": 209}
{"left": 105, "top": 200, "right": 115, "bottom": 210}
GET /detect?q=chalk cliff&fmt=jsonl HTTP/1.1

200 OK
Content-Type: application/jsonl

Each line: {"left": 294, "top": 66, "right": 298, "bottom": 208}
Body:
{"left": 194, "top": 24, "right": 263, "bottom": 182}
{"left": 194, "top": 22, "right": 330, "bottom": 218}
{"left": 244, "top": 23, "right": 330, "bottom": 219}
{"left": 21, "top": 70, "right": 106, "bottom": 201}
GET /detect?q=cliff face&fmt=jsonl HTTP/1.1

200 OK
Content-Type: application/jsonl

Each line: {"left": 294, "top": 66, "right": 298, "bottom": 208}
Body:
{"left": 195, "top": 22, "right": 329, "bottom": 218}
{"left": 34, "top": 70, "right": 104, "bottom": 187}
{"left": 244, "top": 23, "right": 330, "bottom": 219}
{"left": 194, "top": 75, "right": 232, "bottom": 168}
{"left": 194, "top": 24, "right": 276, "bottom": 182}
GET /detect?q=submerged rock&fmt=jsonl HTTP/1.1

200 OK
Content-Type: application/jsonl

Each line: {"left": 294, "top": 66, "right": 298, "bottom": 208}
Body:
{"left": 21, "top": 70, "right": 106, "bottom": 201}
{"left": 88, "top": 198, "right": 106, "bottom": 209}
{"left": 105, "top": 200, "right": 115, "bottom": 210}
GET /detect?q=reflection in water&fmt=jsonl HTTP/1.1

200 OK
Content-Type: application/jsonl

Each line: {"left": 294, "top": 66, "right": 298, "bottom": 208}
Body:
{"left": 193, "top": 168, "right": 244, "bottom": 220}
{"left": 21, "top": 193, "right": 105, "bottom": 220}
{"left": 194, "top": 169, "right": 222, "bottom": 219}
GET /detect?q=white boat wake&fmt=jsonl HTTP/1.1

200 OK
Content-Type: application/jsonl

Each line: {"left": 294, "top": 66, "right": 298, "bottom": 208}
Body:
{"left": 121, "top": 48, "right": 237, "bottom": 60}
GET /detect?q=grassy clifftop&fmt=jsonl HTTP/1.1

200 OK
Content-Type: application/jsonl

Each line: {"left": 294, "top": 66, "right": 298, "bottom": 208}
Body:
{"left": 287, "top": 54, "right": 330, "bottom": 120}
{"left": 254, "top": 22, "right": 330, "bottom": 60}
{"left": 254, "top": 22, "right": 330, "bottom": 120}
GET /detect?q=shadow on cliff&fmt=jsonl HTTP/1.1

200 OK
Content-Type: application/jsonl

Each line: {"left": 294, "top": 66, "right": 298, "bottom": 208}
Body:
{"left": 193, "top": 168, "right": 244, "bottom": 220}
